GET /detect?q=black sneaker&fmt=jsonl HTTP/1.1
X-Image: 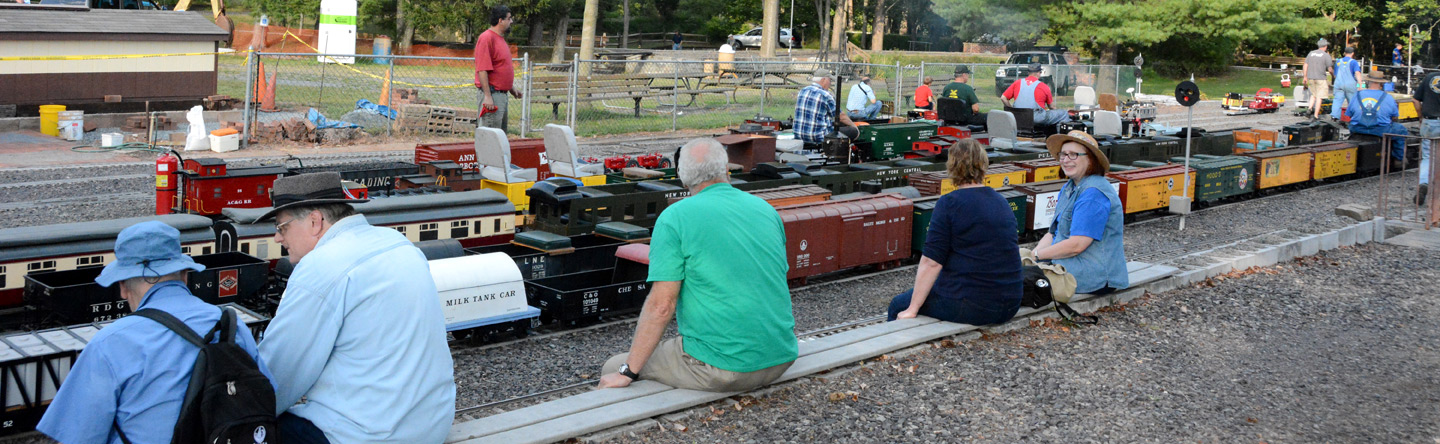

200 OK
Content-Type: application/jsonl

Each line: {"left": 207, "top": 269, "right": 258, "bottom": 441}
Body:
{"left": 1417, "top": 184, "right": 1429, "bottom": 206}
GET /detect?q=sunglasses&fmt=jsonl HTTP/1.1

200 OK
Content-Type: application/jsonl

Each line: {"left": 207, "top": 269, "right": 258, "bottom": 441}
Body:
{"left": 1057, "top": 151, "right": 1090, "bottom": 160}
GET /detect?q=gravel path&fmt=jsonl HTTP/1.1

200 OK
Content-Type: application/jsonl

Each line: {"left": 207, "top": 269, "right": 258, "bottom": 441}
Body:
{"left": 624, "top": 242, "right": 1440, "bottom": 443}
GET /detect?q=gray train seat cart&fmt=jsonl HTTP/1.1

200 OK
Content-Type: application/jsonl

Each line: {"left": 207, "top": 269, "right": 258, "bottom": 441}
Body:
{"left": 1074, "top": 86, "right": 1098, "bottom": 109}
{"left": 543, "top": 124, "right": 605, "bottom": 178}
{"left": 1094, "top": 110, "right": 1123, "bottom": 137}
{"left": 987, "top": 110, "right": 1019, "bottom": 149}
{"left": 477, "top": 127, "right": 537, "bottom": 183}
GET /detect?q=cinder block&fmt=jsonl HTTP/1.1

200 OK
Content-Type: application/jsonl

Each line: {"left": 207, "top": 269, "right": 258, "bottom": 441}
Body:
{"left": 1357, "top": 220, "right": 1374, "bottom": 244}
{"left": 1338, "top": 225, "right": 1356, "bottom": 247}
{"left": 1300, "top": 235, "right": 1321, "bottom": 256}
{"left": 1319, "top": 231, "right": 1340, "bottom": 251}
{"left": 1252, "top": 246, "right": 1280, "bottom": 267}
{"left": 1145, "top": 276, "right": 1177, "bottom": 294}
{"left": 1334, "top": 203, "right": 1375, "bottom": 221}
{"left": 1205, "top": 261, "right": 1233, "bottom": 277}
{"left": 1374, "top": 217, "right": 1387, "bottom": 242}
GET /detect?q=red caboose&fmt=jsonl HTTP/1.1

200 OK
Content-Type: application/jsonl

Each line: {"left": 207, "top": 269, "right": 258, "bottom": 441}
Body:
{"left": 177, "top": 158, "right": 287, "bottom": 216}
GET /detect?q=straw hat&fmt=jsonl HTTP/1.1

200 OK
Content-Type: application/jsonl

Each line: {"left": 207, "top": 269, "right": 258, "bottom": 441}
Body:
{"left": 1045, "top": 130, "right": 1110, "bottom": 174}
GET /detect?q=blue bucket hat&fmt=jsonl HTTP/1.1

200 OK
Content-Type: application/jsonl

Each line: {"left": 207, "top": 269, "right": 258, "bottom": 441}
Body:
{"left": 95, "top": 221, "right": 206, "bottom": 288}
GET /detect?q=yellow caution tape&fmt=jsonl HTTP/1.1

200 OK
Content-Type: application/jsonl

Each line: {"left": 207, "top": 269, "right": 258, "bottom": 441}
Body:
{"left": 0, "top": 49, "right": 253, "bottom": 62}
{"left": 277, "top": 31, "right": 528, "bottom": 90}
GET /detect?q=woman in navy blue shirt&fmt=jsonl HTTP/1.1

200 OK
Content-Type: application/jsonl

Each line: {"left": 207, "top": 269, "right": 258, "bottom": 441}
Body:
{"left": 889, "top": 139, "right": 1023, "bottom": 324}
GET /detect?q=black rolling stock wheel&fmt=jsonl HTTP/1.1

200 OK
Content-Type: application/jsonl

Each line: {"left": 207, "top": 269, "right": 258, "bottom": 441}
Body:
{"left": 660, "top": 157, "right": 674, "bottom": 168}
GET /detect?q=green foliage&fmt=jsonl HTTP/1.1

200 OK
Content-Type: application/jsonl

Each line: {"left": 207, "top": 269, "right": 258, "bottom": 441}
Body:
{"left": 1384, "top": 0, "right": 1440, "bottom": 44}
{"left": 931, "top": 0, "right": 1050, "bottom": 44}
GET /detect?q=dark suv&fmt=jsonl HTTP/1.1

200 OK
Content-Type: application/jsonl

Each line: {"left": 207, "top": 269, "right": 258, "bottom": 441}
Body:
{"left": 994, "top": 51, "right": 1075, "bottom": 97}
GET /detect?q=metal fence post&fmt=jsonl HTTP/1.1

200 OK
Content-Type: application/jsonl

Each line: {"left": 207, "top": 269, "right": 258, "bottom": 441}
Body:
{"left": 569, "top": 54, "right": 579, "bottom": 129}
{"left": 317, "top": 55, "right": 328, "bottom": 109}
{"left": 242, "top": 52, "right": 256, "bottom": 150}
{"left": 760, "top": 61, "right": 767, "bottom": 117}
{"left": 524, "top": 52, "right": 535, "bottom": 135}
{"left": 671, "top": 61, "right": 679, "bottom": 131}
{"left": 1116, "top": 66, "right": 1121, "bottom": 97}
{"left": 894, "top": 61, "right": 902, "bottom": 111}
{"left": 918, "top": 61, "right": 925, "bottom": 92}
{"left": 385, "top": 59, "right": 394, "bottom": 137}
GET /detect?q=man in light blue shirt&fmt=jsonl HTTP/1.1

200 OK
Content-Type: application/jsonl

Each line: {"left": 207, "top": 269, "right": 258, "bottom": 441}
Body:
{"left": 846, "top": 76, "right": 882, "bottom": 120}
{"left": 258, "top": 172, "right": 455, "bottom": 444}
{"left": 37, "top": 221, "right": 272, "bottom": 444}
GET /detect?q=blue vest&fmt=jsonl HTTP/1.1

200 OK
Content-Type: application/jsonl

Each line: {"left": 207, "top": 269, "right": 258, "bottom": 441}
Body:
{"left": 1015, "top": 78, "right": 1042, "bottom": 109}
{"left": 1050, "top": 174, "right": 1129, "bottom": 293}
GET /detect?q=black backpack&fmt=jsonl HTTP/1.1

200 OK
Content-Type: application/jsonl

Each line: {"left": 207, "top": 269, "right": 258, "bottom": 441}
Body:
{"left": 1020, "top": 266, "right": 1097, "bottom": 324}
{"left": 118, "top": 308, "right": 279, "bottom": 444}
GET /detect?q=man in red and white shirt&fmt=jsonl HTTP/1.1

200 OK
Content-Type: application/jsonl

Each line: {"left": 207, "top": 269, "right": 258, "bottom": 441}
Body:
{"left": 1001, "top": 64, "right": 1070, "bottom": 126}
{"left": 474, "top": 5, "right": 521, "bottom": 133}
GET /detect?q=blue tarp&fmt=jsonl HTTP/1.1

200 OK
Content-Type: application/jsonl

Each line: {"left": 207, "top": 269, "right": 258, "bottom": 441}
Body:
{"left": 306, "top": 108, "right": 360, "bottom": 129}
{"left": 355, "top": 99, "right": 398, "bottom": 120}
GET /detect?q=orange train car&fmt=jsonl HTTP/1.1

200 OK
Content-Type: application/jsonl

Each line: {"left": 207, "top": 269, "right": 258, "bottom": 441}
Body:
{"left": 1107, "top": 164, "right": 1197, "bottom": 214}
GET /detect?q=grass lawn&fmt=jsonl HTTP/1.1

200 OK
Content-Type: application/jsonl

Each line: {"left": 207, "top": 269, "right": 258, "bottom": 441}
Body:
{"left": 223, "top": 52, "right": 1296, "bottom": 140}
{"left": 1140, "top": 68, "right": 1290, "bottom": 101}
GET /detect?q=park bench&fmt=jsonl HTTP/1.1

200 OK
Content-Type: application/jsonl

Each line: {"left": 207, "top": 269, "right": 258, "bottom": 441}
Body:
{"left": 530, "top": 75, "right": 654, "bottom": 118}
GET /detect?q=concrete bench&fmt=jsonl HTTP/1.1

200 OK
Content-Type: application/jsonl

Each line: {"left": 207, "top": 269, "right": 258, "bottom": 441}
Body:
{"left": 447, "top": 261, "right": 1177, "bottom": 444}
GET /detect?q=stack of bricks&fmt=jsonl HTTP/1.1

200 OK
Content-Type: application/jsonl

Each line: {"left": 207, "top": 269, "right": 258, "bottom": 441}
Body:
{"left": 248, "top": 117, "right": 319, "bottom": 144}
{"left": 124, "top": 115, "right": 176, "bottom": 132}
{"left": 390, "top": 88, "right": 429, "bottom": 106}
{"left": 393, "top": 105, "right": 479, "bottom": 137}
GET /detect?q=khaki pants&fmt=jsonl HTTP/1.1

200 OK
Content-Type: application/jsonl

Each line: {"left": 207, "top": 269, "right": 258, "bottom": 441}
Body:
{"left": 478, "top": 89, "right": 509, "bottom": 133}
{"left": 603, "top": 337, "right": 792, "bottom": 392}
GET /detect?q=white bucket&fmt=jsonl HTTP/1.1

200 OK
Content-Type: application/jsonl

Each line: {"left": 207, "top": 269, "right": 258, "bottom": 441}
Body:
{"left": 57, "top": 110, "right": 83, "bottom": 142}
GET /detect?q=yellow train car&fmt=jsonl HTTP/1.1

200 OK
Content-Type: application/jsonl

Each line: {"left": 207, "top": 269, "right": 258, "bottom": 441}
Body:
{"left": 1241, "top": 148, "right": 1313, "bottom": 189}
{"left": 1108, "top": 165, "right": 1197, "bottom": 214}
{"left": 481, "top": 179, "right": 535, "bottom": 211}
{"left": 1016, "top": 159, "right": 1062, "bottom": 182}
{"left": 1305, "top": 142, "right": 1359, "bottom": 180}
{"left": 984, "top": 164, "right": 1030, "bottom": 189}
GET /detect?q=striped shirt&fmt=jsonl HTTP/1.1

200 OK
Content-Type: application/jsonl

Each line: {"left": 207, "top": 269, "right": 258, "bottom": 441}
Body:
{"left": 794, "top": 83, "right": 836, "bottom": 144}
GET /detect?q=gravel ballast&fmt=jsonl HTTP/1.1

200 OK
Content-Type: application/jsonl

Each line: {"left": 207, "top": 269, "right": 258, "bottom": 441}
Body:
{"left": 620, "top": 242, "right": 1440, "bottom": 443}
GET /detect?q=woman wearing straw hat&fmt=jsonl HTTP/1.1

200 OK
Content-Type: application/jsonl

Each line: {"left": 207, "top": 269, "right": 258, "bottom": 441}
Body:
{"left": 1032, "top": 130, "right": 1129, "bottom": 294}
{"left": 890, "top": 139, "right": 1023, "bottom": 324}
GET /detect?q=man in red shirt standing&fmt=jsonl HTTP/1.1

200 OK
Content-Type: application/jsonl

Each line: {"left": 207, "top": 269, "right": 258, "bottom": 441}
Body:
{"left": 1001, "top": 64, "right": 1070, "bottom": 127}
{"left": 475, "top": 5, "right": 520, "bottom": 133}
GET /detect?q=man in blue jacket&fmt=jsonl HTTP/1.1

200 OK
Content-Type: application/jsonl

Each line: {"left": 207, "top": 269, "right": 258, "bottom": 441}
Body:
{"left": 1347, "top": 70, "right": 1410, "bottom": 165}
{"left": 258, "top": 172, "right": 455, "bottom": 444}
{"left": 37, "top": 221, "right": 272, "bottom": 444}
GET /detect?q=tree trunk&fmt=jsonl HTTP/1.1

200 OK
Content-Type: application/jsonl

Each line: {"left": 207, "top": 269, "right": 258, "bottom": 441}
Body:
{"left": 552, "top": 16, "right": 570, "bottom": 63}
{"left": 396, "top": 0, "right": 413, "bottom": 55}
{"left": 761, "top": 0, "right": 779, "bottom": 57}
{"left": 870, "top": 0, "right": 884, "bottom": 52}
{"left": 1097, "top": 44, "right": 1119, "bottom": 95}
{"left": 830, "top": 0, "right": 845, "bottom": 51}
{"left": 578, "top": 0, "right": 599, "bottom": 74}
{"left": 529, "top": 19, "right": 546, "bottom": 47}
{"left": 622, "top": 0, "right": 630, "bottom": 48}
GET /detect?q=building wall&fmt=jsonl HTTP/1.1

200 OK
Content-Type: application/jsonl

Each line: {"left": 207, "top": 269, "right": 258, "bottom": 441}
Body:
{"left": 0, "top": 40, "right": 218, "bottom": 106}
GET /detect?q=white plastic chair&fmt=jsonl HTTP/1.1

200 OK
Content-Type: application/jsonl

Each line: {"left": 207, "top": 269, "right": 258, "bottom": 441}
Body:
{"left": 1093, "top": 110, "right": 1122, "bottom": 137}
{"left": 986, "top": 110, "right": 1018, "bottom": 149}
{"left": 1074, "top": 86, "right": 1098, "bottom": 108}
{"left": 543, "top": 124, "right": 605, "bottom": 178}
{"left": 475, "top": 127, "right": 538, "bottom": 183}
{"left": 1293, "top": 85, "right": 1309, "bottom": 104}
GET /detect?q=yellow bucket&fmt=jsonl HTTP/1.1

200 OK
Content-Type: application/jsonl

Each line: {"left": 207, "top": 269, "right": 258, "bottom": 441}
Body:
{"left": 39, "top": 105, "right": 66, "bottom": 137}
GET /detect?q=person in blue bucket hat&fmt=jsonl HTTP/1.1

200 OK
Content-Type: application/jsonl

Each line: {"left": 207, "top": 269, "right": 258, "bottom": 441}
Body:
{"left": 37, "top": 221, "right": 273, "bottom": 444}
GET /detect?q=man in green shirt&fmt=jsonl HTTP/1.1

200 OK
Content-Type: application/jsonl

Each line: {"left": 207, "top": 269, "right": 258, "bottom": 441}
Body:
{"left": 598, "top": 138, "right": 797, "bottom": 392}
{"left": 939, "top": 65, "right": 986, "bottom": 126}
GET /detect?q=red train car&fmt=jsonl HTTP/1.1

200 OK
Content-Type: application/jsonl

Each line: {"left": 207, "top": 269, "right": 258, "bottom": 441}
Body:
{"left": 415, "top": 138, "right": 552, "bottom": 180}
{"left": 776, "top": 194, "right": 913, "bottom": 283}
{"left": 178, "top": 159, "right": 287, "bottom": 216}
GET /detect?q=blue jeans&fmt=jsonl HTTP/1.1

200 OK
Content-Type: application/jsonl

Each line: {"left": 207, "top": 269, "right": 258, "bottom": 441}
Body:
{"left": 886, "top": 290, "right": 1019, "bottom": 326}
{"left": 672, "top": 43, "right": 681, "bottom": 50}
{"left": 280, "top": 412, "right": 331, "bottom": 444}
{"left": 1331, "top": 84, "right": 1357, "bottom": 119}
{"left": 1421, "top": 118, "right": 1438, "bottom": 185}
{"left": 848, "top": 101, "right": 882, "bottom": 120}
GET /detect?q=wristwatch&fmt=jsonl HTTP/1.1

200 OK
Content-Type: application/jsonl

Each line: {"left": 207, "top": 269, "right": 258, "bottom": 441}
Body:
{"left": 617, "top": 363, "right": 640, "bottom": 381}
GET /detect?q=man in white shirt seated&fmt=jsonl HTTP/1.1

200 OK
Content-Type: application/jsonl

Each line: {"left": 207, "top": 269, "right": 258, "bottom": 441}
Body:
{"left": 846, "top": 76, "right": 883, "bottom": 120}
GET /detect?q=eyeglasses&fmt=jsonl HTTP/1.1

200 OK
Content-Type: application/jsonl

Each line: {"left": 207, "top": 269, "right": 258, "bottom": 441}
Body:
{"left": 1057, "top": 151, "right": 1089, "bottom": 160}
{"left": 275, "top": 217, "right": 296, "bottom": 236}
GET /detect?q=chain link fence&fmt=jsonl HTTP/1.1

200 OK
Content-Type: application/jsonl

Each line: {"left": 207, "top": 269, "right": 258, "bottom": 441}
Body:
{"left": 231, "top": 53, "right": 1148, "bottom": 146}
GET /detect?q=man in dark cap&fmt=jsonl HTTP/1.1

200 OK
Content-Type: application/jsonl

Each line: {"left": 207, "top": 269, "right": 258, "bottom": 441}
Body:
{"left": 257, "top": 172, "right": 455, "bottom": 444}
{"left": 1330, "top": 46, "right": 1362, "bottom": 121}
{"left": 1302, "top": 38, "right": 1334, "bottom": 119}
{"left": 939, "top": 65, "right": 985, "bottom": 126}
{"left": 37, "top": 221, "right": 272, "bottom": 444}
{"left": 1001, "top": 64, "right": 1070, "bottom": 126}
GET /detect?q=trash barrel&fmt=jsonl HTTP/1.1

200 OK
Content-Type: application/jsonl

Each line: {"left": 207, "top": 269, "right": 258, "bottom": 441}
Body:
{"left": 718, "top": 44, "right": 735, "bottom": 73}
{"left": 373, "top": 35, "right": 392, "bottom": 64}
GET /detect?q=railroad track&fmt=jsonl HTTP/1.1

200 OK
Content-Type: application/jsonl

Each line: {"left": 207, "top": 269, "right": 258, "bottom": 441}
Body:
{"left": 0, "top": 191, "right": 150, "bottom": 211}
{"left": 0, "top": 173, "right": 151, "bottom": 191}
